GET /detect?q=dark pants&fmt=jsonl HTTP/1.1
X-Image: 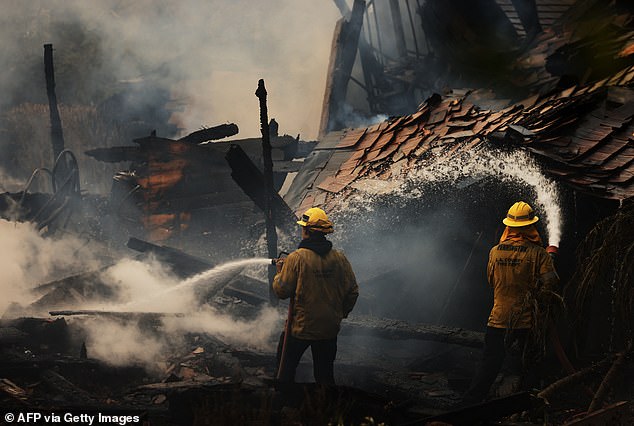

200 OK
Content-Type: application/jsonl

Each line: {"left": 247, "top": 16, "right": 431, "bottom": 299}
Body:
{"left": 276, "top": 332, "right": 337, "bottom": 385}
{"left": 464, "top": 327, "right": 531, "bottom": 403}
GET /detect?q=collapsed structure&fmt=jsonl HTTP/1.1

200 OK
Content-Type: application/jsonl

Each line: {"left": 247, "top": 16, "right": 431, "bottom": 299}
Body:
{"left": 1, "top": 0, "right": 634, "bottom": 424}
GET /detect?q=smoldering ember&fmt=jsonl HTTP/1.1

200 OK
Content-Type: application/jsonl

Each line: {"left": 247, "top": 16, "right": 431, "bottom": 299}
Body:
{"left": 1, "top": 1, "right": 634, "bottom": 425}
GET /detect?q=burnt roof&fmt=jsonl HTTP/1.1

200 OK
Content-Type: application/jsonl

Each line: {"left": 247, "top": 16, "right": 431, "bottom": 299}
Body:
{"left": 285, "top": 69, "right": 634, "bottom": 214}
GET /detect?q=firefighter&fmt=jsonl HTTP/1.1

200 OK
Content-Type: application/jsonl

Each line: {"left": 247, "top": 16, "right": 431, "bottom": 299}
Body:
{"left": 273, "top": 207, "right": 359, "bottom": 385}
{"left": 463, "top": 201, "right": 559, "bottom": 403}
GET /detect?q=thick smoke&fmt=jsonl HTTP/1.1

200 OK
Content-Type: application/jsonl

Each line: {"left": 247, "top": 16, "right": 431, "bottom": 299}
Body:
{"left": 0, "top": 217, "right": 280, "bottom": 368}
{"left": 0, "top": 218, "right": 104, "bottom": 315}
{"left": 0, "top": 0, "right": 340, "bottom": 140}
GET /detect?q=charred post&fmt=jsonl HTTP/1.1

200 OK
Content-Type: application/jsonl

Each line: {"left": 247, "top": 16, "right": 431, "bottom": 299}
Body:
{"left": 319, "top": 0, "right": 366, "bottom": 136}
{"left": 255, "top": 79, "right": 278, "bottom": 306}
{"left": 43, "top": 44, "right": 66, "bottom": 170}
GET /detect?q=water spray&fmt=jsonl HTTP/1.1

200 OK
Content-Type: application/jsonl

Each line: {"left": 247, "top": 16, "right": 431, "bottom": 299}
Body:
{"left": 343, "top": 147, "right": 564, "bottom": 248}
{"left": 116, "top": 258, "right": 271, "bottom": 311}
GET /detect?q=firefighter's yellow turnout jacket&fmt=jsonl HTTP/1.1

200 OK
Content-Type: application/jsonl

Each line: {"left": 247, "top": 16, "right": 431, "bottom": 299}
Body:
{"left": 273, "top": 247, "right": 359, "bottom": 340}
{"left": 487, "top": 226, "right": 559, "bottom": 329}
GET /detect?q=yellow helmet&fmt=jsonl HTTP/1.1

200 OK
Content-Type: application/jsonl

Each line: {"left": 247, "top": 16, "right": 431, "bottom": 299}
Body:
{"left": 502, "top": 201, "right": 539, "bottom": 227}
{"left": 297, "top": 207, "right": 334, "bottom": 234}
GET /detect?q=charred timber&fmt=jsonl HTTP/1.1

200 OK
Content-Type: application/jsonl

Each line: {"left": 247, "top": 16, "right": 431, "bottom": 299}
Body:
{"left": 44, "top": 44, "right": 65, "bottom": 165}
{"left": 330, "top": 0, "right": 390, "bottom": 115}
{"left": 177, "top": 123, "right": 239, "bottom": 145}
{"left": 255, "top": 80, "right": 279, "bottom": 306}
{"left": 84, "top": 146, "right": 143, "bottom": 163}
{"left": 225, "top": 144, "right": 296, "bottom": 233}
{"left": 48, "top": 310, "right": 183, "bottom": 319}
{"left": 319, "top": 0, "right": 366, "bottom": 136}
{"left": 341, "top": 315, "right": 484, "bottom": 348}
{"left": 127, "top": 237, "right": 213, "bottom": 277}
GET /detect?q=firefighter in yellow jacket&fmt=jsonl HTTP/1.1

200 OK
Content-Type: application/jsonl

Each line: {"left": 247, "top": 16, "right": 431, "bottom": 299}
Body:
{"left": 464, "top": 201, "right": 559, "bottom": 402}
{"left": 273, "top": 207, "right": 359, "bottom": 384}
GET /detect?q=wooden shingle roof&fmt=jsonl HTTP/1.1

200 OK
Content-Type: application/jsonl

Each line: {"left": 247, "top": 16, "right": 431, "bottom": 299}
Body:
{"left": 288, "top": 67, "right": 634, "bottom": 213}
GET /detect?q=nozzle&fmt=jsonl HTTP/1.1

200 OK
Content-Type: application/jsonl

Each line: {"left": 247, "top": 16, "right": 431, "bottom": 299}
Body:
{"left": 546, "top": 245, "right": 558, "bottom": 258}
{"left": 271, "top": 251, "right": 290, "bottom": 265}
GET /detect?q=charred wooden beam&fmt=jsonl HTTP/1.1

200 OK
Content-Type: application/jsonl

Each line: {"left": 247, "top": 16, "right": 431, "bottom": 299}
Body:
{"left": 319, "top": 0, "right": 366, "bottom": 136}
{"left": 48, "top": 310, "right": 182, "bottom": 319}
{"left": 331, "top": 0, "right": 391, "bottom": 115}
{"left": 225, "top": 144, "right": 296, "bottom": 233}
{"left": 44, "top": 44, "right": 65, "bottom": 165}
{"left": 341, "top": 315, "right": 484, "bottom": 348}
{"left": 127, "top": 237, "right": 213, "bottom": 277}
{"left": 84, "top": 146, "right": 143, "bottom": 163}
{"left": 178, "top": 123, "right": 239, "bottom": 145}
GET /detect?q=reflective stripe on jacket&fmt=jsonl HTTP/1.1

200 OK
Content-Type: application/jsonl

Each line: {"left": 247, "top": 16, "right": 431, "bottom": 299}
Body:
{"left": 487, "top": 240, "right": 559, "bottom": 329}
{"left": 273, "top": 248, "right": 359, "bottom": 340}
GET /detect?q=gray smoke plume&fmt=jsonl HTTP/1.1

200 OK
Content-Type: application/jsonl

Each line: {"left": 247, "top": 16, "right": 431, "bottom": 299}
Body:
{"left": 0, "top": 0, "right": 340, "bottom": 140}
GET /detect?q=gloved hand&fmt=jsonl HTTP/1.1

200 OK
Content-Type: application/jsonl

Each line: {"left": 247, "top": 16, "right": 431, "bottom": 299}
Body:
{"left": 275, "top": 258, "right": 285, "bottom": 273}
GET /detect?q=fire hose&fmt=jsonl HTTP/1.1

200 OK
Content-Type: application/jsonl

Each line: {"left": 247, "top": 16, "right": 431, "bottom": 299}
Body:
{"left": 271, "top": 251, "right": 292, "bottom": 380}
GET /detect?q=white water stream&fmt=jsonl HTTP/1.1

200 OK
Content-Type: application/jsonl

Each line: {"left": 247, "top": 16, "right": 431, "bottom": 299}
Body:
{"left": 348, "top": 147, "right": 563, "bottom": 246}
{"left": 120, "top": 257, "right": 271, "bottom": 311}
